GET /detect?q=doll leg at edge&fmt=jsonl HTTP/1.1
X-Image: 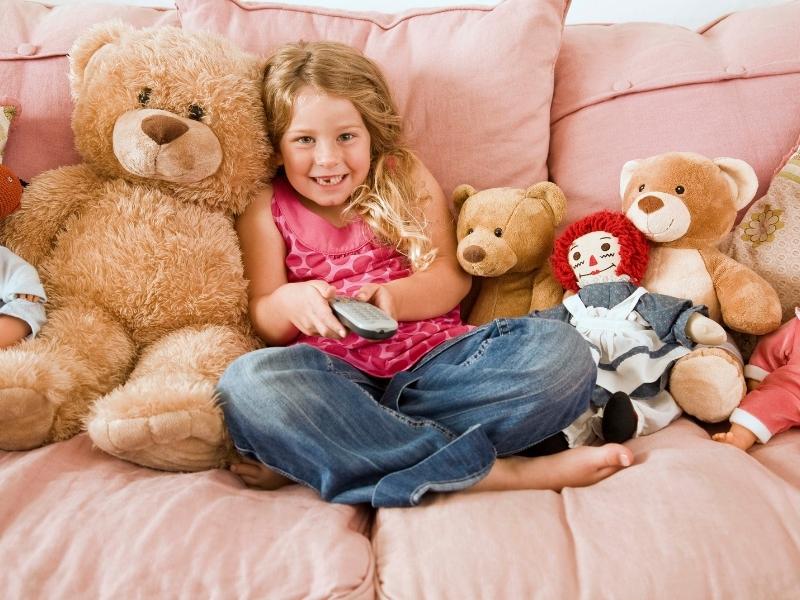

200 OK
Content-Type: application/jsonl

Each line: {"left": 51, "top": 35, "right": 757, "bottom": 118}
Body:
{"left": 86, "top": 324, "right": 256, "bottom": 472}
{"left": 0, "top": 302, "right": 135, "bottom": 450}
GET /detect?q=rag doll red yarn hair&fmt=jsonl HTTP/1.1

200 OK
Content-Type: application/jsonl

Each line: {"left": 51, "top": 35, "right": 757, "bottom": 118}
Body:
{"left": 551, "top": 210, "right": 649, "bottom": 293}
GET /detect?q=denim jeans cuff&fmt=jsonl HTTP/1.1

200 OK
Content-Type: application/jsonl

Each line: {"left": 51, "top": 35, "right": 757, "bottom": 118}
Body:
{"left": 371, "top": 424, "right": 496, "bottom": 508}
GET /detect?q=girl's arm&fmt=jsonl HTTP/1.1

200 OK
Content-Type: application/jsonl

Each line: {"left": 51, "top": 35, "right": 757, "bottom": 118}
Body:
{"left": 359, "top": 161, "right": 472, "bottom": 321}
{"left": 237, "top": 186, "right": 346, "bottom": 345}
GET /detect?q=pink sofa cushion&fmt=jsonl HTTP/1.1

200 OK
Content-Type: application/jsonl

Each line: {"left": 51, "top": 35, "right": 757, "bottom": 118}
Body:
{"left": 0, "top": 434, "right": 375, "bottom": 598}
{"left": 176, "top": 0, "right": 570, "bottom": 197}
{"left": 0, "top": 0, "right": 179, "bottom": 182}
{"left": 373, "top": 419, "right": 800, "bottom": 598}
{"left": 549, "top": 2, "right": 800, "bottom": 228}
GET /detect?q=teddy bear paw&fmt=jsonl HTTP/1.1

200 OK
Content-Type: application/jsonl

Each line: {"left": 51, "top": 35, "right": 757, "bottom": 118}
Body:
{"left": 0, "top": 387, "right": 56, "bottom": 450}
{"left": 88, "top": 408, "right": 227, "bottom": 472}
{"left": 669, "top": 348, "right": 746, "bottom": 423}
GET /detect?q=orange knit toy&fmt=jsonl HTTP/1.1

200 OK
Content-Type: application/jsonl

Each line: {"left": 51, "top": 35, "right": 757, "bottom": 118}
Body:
{"left": 0, "top": 164, "right": 22, "bottom": 219}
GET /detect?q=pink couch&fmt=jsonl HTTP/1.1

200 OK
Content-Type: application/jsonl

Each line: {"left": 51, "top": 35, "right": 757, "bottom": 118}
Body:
{"left": 2, "top": 1, "right": 799, "bottom": 597}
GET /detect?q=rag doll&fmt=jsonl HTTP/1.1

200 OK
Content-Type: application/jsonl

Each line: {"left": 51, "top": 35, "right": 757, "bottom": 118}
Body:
{"left": 713, "top": 306, "right": 800, "bottom": 450}
{"left": 0, "top": 164, "right": 45, "bottom": 347}
{"left": 534, "top": 211, "right": 725, "bottom": 447}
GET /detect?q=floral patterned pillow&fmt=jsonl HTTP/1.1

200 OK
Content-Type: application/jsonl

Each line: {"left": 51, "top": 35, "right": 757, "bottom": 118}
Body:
{"left": 725, "top": 141, "right": 800, "bottom": 324}
{"left": 0, "top": 105, "right": 16, "bottom": 163}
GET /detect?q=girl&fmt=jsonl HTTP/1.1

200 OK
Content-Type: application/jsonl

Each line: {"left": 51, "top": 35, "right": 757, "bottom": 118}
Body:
{"left": 217, "top": 41, "right": 633, "bottom": 508}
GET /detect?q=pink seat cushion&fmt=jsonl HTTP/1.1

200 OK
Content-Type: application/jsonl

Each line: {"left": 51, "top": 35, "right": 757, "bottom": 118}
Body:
{"left": 0, "top": 0, "right": 179, "bottom": 182}
{"left": 549, "top": 2, "right": 800, "bottom": 229}
{"left": 0, "top": 434, "right": 374, "bottom": 598}
{"left": 372, "top": 418, "right": 800, "bottom": 598}
{"left": 176, "top": 0, "right": 569, "bottom": 197}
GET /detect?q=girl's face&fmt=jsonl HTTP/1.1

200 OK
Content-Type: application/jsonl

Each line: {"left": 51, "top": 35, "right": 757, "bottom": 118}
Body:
{"left": 568, "top": 230, "right": 624, "bottom": 288}
{"left": 277, "top": 86, "right": 372, "bottom": 213}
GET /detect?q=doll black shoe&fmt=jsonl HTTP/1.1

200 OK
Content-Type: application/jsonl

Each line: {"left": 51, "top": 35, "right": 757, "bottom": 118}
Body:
{"left": 601, "top": 392, "right": 638, "bottom": 443}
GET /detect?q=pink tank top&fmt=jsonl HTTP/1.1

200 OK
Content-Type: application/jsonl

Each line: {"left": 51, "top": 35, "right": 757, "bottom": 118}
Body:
{"left": 271, "top": 175, "right": 472, "bottom": 377}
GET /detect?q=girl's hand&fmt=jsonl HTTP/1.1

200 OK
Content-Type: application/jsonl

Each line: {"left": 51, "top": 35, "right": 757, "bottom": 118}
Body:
{"left": 355, "top": 283, "right": 398, "bottom": 320}
{"left": 277, "top": 280, "right": 347, "bottom": 339}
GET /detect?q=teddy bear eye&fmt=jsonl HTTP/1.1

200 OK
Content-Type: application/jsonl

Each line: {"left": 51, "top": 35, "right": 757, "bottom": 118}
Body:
{"left": 466, "top": 228, "right": 474, "bottom": 235}
{"left": 600, "top": 243, "right": 611, "bottom": 251}
{"left": 572, "top": 251, "right": 581, "bottom": 261}
{"left": 638, "top": 184, "right": 645, "bottom": 192}
{"left": 494, "top": 228, "right": 503, "bottom": 237}
{"left": 675, "top": 185, "right": 685, "bottom": 194}
{"left": 138, "top": 87, "right": 152, "bottom": 106}
{"left": 188, "top": 104, "right": 205, "bottom": 121}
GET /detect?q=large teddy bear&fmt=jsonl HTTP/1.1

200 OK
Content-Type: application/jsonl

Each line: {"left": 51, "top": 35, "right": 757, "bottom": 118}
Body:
{"left": 0, "top": 24, "right": 272, "bottom": 471}
{"left": 453, "top": 183, "right": 565, "bottom": 325}
{"left": 620, "top": 152, "right": 781, "bottom": 422}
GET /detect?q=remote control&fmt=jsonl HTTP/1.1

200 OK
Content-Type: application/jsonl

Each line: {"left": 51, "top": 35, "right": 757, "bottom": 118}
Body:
{"left": 330, "top": 296, "right": 398, "bottom": 340}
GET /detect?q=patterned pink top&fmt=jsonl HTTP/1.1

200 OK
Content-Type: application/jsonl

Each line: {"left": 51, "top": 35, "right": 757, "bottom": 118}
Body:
{"left": 271, "top": 175, "right": 472, "bottom": 377}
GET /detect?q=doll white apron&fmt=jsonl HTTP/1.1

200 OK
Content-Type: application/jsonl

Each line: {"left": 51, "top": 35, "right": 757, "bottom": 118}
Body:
{"left": 562, "top": 286, "right": 690, "bottom": 395}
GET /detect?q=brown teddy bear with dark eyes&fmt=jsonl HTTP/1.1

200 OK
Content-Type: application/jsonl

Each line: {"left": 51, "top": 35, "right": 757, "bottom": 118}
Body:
{"left": 0, "top": 23, "right": 272, "bottom": 471}
{"left": 621, "top": 151, "right": 781, "bottom": 422}
{"left": 453, "top": 183, "right": 566, "bottom": 325}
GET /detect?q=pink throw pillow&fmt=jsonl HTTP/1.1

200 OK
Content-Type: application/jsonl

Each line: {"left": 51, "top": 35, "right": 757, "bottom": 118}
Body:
{"left": 0, "top": 0, "right": 179, "bottom": 181}
{"left": 549, "top": 2, "right": 800, "bottom": 229}
{"left": 176, "top": 0, "right": 570, "bottom": 197}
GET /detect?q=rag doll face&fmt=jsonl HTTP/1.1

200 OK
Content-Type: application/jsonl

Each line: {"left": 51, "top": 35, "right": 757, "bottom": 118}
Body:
{"left": 568, "top": 230, "right": 627, "bottom": 288}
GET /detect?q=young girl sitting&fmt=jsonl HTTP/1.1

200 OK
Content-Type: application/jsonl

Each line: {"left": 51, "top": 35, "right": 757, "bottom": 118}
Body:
{"left": 216, "top": 41, "right": 633, "bottom": 508}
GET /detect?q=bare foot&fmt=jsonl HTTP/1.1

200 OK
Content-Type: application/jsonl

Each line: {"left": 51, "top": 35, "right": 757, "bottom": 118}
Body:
{"left": 468, "top": 443, "right": 634, "bottom": 494}
{"left": 229, "top": 455, "right": 293, "bottom": 490}
{"left": 712, "top": 424, "right": 757, "bottom": 451}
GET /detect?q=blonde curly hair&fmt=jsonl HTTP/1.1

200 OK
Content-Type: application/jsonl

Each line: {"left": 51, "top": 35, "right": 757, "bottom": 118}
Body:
{"left": 262, "top": 41, "right": 435, "bottom": 271}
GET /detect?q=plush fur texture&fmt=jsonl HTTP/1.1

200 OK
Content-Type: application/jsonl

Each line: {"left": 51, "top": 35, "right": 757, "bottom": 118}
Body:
{"left": 453, "top": 183, "right": 565, "bottom": 325}
{"left": 0, "top": 165, "right": 22, "bottom": 217}
{"left": 0, "top": 24, "right": 273, "bottom": 470}
{"left": 620, "top": 152, "right": 781, "bottom": 422}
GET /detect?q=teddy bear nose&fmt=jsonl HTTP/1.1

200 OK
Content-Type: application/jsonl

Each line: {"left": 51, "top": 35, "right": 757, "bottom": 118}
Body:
{"left": 638, "top": 195, "right": 664, "bottom": 214}
{"left": 141, "top": 114, "right": 190, "bottom": 145}
{"left": 462, "top": 245, "right": 486, "bottom": 263}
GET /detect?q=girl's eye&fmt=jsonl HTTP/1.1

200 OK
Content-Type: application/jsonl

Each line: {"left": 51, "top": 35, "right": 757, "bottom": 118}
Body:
{"left": 494, "top": 228, "right": 503, "bottom": 237}
{"left": 339, "top": 133, "right": 354, "bottom": 142}
{"left": 188, "top": 104, "right": 205, "bottom": 121}
{"left": 138, "top": 87, "right": 152, "bottom": 106}
{"left": 675, "top": 185, "right": 685, "bottom": 194}
{"left": 638, "top": 184, "right": 645, "bottom": 192}
{"left": 296, "top": 136, "right": 314, "bottom": 144}
{"left": 466, "top": 228, "right": 474, "bottom": 235}
{"left": 600, "top": 243, "right": 611, "bottom": 251}
{"left": 572, "top": 252, "right": 581, "bottom": 261}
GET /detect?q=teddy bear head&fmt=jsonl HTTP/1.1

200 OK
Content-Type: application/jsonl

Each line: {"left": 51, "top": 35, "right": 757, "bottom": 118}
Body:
{"left": 68, "top": 23, "right": 273, "bottom": 214}
{"left": 620, "top": 151, "right": 758, "bottom": 247}
{"left": 453, "top": 183, "right": 566, "bottom": 277}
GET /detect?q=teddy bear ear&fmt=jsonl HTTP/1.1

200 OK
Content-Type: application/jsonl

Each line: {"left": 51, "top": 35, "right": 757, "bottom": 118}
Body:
{"left": 619, "top": 159, "right": 643, "bottom": 199}
{"left": 452, "top": 184, "right": 477, "bottom": 214}
{"left": 525, "top": 182, "right": 566, "bottom": 226}
{"left": 68, "top": 20, "right": 132, "bottom": 99}
{"left": 713, "top": 157, "right": 759, "bottom": 210}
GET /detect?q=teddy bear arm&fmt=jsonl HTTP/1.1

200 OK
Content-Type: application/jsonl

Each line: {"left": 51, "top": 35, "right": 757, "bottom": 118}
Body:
{"left": 701, "top": 250, "right": 782, "bottom": 334}
{"left": 2, "top": 165, "right": 100, "bottom": 266}
{"left": 528, "top": 268, "right": 564, "bottom": 312}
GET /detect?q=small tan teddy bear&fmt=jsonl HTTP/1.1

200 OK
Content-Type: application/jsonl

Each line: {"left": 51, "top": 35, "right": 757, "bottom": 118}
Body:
{"left": 453, "top": 183, "right": 566, "bottom": 325}
{"left": 620, "top": 151, "right": 782, "bottom": 422}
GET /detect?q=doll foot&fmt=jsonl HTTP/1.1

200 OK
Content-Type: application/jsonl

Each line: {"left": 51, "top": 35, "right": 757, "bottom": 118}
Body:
{"left": 669, "top": 348, "right": 745, "bottom": 422}
{"left": 602, "top": 392, "right": 638, "bottom": 443}
{"left": 0, "top": 387, "right": 55, "bottom": 450}
{"left": 88, "top": 408, "right": 226, "bottom": 471}
{"left": 712, "top": 424, "right": 757, "bottom": 451}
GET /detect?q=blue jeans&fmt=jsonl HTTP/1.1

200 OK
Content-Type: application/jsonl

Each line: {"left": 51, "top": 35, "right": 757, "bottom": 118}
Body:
{"left": 218, "top": 317, "right": 594, "bottom": 508}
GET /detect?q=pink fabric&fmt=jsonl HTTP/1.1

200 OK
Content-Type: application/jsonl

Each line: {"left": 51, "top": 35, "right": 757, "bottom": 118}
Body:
{"left": 738, "top": 314, "right": 800, "bottom": 437}
{"left": 372, "top": 418, "right": 800, "bottom": 598}
{"left": 0, "top": 434, "right": 374, "bottom": 599}
{"left": 549, "top": 2, "right": 800, "bottom": 229}
{"left": 175, "top": 0, "right": 569, "bottom": 198}
{"left": 0, "top": 0, "right": 179, "bottom": 182}
{"left": 271, "top": 175, "right": 471, "bottom": 377}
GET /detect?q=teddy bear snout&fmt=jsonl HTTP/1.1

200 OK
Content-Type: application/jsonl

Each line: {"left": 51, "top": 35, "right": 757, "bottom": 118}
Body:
{"left": 462, "top": 245, "right": 486, "bottom": 263}
{"left": 637, "top": 195, "right": 664, "bottom": 214}
{"left": 141, "top": 114, "right": 190, "bottom": 145}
